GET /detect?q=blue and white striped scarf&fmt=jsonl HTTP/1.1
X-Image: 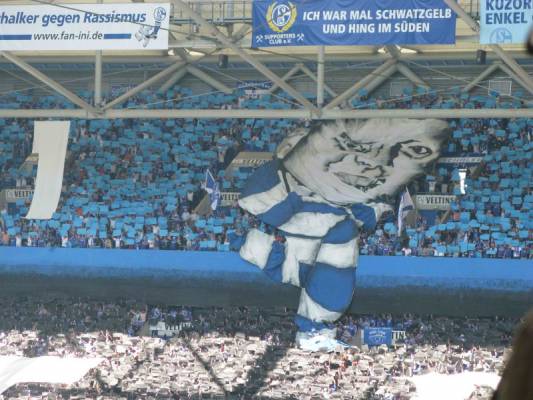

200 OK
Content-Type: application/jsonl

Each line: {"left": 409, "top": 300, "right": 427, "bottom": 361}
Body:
{"left": 237, "top": 159, "right": 385, "bottom": 332}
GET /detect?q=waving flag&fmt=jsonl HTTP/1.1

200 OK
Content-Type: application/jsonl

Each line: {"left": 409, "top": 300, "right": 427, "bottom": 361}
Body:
{"left": 204, "top": 169, "right": 220, "bottom": 211}
{"left": 398, "top": 188, "right": 415, "bottom": 234}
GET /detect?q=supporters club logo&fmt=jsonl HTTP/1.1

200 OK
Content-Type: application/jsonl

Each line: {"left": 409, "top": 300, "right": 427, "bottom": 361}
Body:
{"left": 267, "top": 2, "right": 297, "bottom": 33}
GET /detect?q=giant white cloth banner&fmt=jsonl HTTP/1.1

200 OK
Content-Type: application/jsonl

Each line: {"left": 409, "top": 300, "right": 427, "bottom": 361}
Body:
{"left": 410, "top": 371, "right": 500, "bottom": 400}
{"left": 0, "top": 356, "right": 103, "bottom": 394}
{"left": 0, "top": 3, "right": 170, "bottom": 51}
{"left": 25, "top": 121, "right": 70, "bottom": 220}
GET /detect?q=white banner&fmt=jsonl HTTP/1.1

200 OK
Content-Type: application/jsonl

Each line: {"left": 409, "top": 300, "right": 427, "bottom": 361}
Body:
{"left": 25, "top": 121, "right": 70, "bottom": 220}
{"left": 0, "top": 3, "right": 170, "bottom": 51}
{"left": 414, "top": 194, "right": 456, "bottom": 210}
{"left": 0, "top": 356, "right": 103, "bottom": 395}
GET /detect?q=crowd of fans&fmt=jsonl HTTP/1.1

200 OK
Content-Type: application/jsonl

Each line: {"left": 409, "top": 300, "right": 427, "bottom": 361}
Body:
{"left": 0, "top": 295, "right": 518, "bottom": 399}
{"left": 0, "top": 87, "right": 531, "bottom": 258}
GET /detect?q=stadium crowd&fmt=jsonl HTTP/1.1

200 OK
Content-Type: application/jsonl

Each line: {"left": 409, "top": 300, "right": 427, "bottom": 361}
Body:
{"left": 0, "top": 295, "right": 516, "bottom": 399}
{"left": 0, "top": 87, "right": 531, "bottom": 258}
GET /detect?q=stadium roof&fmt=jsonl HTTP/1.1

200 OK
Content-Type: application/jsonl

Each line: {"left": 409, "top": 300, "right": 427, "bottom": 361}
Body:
{"left": 0, "top": 0, "right": 532, "bottom": 119}
{"left": 0, "top": 0, "right": 529, "bottom": 60}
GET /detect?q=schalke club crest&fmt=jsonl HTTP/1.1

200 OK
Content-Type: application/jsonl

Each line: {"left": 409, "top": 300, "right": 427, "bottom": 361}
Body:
{"left": 490, "top": 27, "right": 513, "bottom": 44}
{"left": 267, "top": 2, "right": 297, "bottom": 33}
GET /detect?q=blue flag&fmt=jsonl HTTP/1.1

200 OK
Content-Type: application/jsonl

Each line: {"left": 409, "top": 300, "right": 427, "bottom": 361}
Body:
{"left": 204, "top": 170, "right": 220, "bottom": 211}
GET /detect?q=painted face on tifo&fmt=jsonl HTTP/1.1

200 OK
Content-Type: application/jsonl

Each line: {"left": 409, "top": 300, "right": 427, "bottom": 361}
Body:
{"left": 282, "top": 118, "right": 449, "bottom": 205}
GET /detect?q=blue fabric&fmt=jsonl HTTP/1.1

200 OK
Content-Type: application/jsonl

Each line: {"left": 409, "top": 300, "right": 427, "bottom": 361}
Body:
{"left": 228, "top": 233, "right": 245, "bottom": 251}
{"left": 258, "top": 192, "right": 303, "bottom": 228}
{"left": 322, "top": 218, "right": 358, "bottom": 244}
{"left": 300, "top": 201, "right": 346, "bottom": 216}
{"left": 351, "top": 204, "right": 377, "bottom": 231}
{"left": 240, "top": 160, "right": 280, "bottom": 198}
{"left": 305, "top": 262, "right": 356, "bottom": 313}
{"left": 263, "top": 241, "right": 285, "bottom": 283}
{"left": 294, "top": 315, "right": 334, "bottom": 332}
{"left": 298, "top": 262, "right": 313, "bottom": 288}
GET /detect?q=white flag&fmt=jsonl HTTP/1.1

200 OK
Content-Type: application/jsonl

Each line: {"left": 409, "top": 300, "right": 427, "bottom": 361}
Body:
{"left": 398, "top": 188, "right": 415, "bottom": 234}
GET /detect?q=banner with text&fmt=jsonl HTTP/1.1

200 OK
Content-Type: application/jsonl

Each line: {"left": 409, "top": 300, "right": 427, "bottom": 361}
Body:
{"left": 438, "top": 156, "right": 483, "bottom": 165}
{"left": 415, "top": 194, "right": 456, "bottom": 210}
{"left": 0, "top": 3, "right": 170, "bottom": 51}
{"left": 4, "top": 189, "right": 34, "bottom": 203}
{"left": 363, "top": 328, "right": 393, "bottom": 346}
{"left": 480, "top": 0, "right": 533, "bottom": 44}
{"left": 252, "top": 0, "right": 456, "bottom": 47}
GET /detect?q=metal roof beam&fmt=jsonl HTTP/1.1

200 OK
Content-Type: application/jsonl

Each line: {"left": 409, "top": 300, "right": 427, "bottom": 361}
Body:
{"left": 159, "top": 67, "right": 189, "bottom": 92}
{"left": 462, "top": 60, "right": 533, "bottom": 95}
{"left": 397, "top": 63, "right": 430, "bottom": 89}
{"left": 94, "top": 51, "right": 103, "bottom": 107}
{"left": 385, "top": 45, "right": 429, "bottom": 89}
{"left": 103, "top": 61, "right": 186, "bottom": 110}
{"left": 316, "top": 46, "right": 325, "bottom": 107}
{"left": 186, "top": 65, "right": 233, "bottom": 94}
{"left": 353, "top": 63, "right": 398, "bottom": 101}
{"left": 489, "top": 45, "right": 533, "bottom": 93}
{"left": 2, "top": 108, "right": 532, "bottom": 119}
{"left": 498, "top": 63, "right": 533, "bottom": 96}
{"left": 0, "top": 51, "right": 97, "bottom": 114}
{"left": 443, "top": 0, "right": 533, "bottom": 94}
{"left": 324, "top": 59, "right": 397, "bottom": 110}
{"left": 267, "top": 64, "right": 301, "bottom": 93}
{"left": 461, "top": 62, "right": 500, "bottom": 93}
{"left": 0, "top": 52, "right": 531, "bottom": 65}
{"left": 172, "top": 0, "right": 318, "bottom": 114}
{"left": 299, "top": 64, "right": 338, "bottom": 98}
{"left": 385, "top": 45, "right": 401, "bottom": 59}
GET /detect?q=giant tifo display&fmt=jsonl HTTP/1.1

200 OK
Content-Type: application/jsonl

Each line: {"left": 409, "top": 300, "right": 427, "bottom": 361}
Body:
{"left": 1, "top": 90, "right": 530, "bottom": 258}
{"left": 0, "top": 0, "right": 532, "bottom": 398}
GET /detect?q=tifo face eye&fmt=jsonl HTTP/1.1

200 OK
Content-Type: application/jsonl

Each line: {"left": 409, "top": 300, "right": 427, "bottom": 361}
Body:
{"left": 402, "top": 144, "right": 432, "bottom": 159}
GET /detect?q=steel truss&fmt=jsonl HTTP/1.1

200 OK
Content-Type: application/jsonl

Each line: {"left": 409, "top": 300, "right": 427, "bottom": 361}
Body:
{"left": 1, "top": 108, "right": 532, "bottom": 119}
{"left": 0, "top": 0, "right": 532, "bottom": 120}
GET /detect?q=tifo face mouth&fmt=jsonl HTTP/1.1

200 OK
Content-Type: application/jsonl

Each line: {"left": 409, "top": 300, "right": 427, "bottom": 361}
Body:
{"left": 333, "top": 172, "right": 387, "bottom": 192}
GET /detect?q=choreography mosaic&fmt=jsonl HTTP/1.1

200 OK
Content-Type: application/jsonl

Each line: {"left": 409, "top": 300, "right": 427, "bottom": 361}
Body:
{"left": 234, "top": 118, "right": 448, "bottom": 349}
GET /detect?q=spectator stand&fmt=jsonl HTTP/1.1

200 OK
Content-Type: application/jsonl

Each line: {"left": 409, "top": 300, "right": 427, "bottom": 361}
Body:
{"left": 0, "top": 88, "right": 531, "bottom": 258}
